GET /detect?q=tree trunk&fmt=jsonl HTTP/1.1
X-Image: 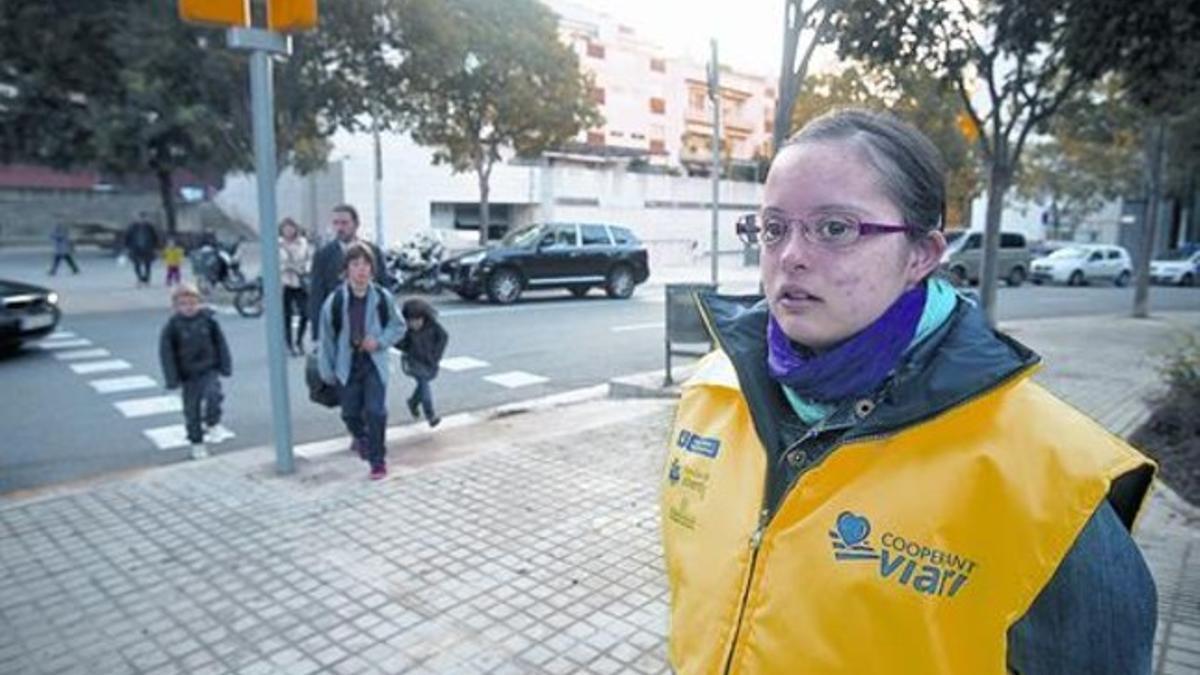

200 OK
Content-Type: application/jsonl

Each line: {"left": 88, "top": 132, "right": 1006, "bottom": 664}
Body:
{"left": 979, "top": 158, "right": 1011, "bottom": 326}
{"left": 477, "top": 167, "right": 491, "bottom": 247}
{"left": 156, "top": 168, "right": 177, "bottom": 236}
{"left": 1133, "top": 118, "right": 1167, "bottom": 319}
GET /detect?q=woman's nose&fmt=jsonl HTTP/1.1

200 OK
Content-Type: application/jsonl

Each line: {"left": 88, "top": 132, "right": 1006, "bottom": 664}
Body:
{"left": 776, "top": 229, "right": 815, "bottom": 269}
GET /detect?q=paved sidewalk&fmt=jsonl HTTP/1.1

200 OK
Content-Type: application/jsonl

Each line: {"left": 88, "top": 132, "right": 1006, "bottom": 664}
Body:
{"left": 2, "top": 312, "right": 1199, "bottom": 674}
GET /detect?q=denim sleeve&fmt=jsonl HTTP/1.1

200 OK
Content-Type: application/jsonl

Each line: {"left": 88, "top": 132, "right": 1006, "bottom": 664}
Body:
{"left": 1007, "top": 500, "right": 1157, "bottom": 675}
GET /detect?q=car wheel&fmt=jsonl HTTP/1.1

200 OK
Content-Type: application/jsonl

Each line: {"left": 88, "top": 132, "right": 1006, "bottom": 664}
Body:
{"left": 949, "top": 266, "right": 969, "bottom": 287}
{"left": 1068, "top": 270, "right": 1084, "bottom": 286}
{"left": 486, "top": 269, "right": 522, "bottom": 304}
{"left": 568, "top": 285, "right": 590, "bottom": 298}
{"left": 456, "top": 290, "right": 482, "bottom": 302}
{"left": 1182, "top": 273, "right": 1196, "bottom": 287}
{"left": 1006, "top": 266, "right": 1026, "bottom": 287}
{"left": 605, "top": 265, "right": 635, "bottom": 299}
{"left": 1115, "top": 270, "right": 1131, "bottom": 287}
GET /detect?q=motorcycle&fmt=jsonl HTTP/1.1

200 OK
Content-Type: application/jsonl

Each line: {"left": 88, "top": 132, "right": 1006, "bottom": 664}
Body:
{"left": 386, "top": 231, "right": 446, "bottom": 294}
{"left": 190, "top": 238, "right": 247, "bottom": 294}
{"left": 233, "top": 276, "right": 263, "bottom": 318}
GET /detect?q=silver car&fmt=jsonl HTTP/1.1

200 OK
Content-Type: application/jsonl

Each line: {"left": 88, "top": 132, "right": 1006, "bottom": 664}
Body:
{"left": 940, "top": 231, "right": 1033, "bottom": 286}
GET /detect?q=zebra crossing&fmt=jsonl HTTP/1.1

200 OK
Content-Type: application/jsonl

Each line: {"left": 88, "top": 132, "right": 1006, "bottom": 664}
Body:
{"left": 36, "top": 330, "right": 235, "bottom": 451}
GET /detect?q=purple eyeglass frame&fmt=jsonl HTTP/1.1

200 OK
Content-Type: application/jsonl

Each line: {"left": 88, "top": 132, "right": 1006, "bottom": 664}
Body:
{"left": 735, "top": 212, "right": 919, "bottom": 246}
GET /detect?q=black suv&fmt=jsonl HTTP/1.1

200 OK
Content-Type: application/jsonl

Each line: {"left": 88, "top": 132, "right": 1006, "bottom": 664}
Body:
{"left": 441, "top": 223, "right": 650, "bottom": 304}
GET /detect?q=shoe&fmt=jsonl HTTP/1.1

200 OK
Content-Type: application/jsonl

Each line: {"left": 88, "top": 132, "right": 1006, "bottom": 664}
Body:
{"left": 369, "top": 465, "right": 387, "bottom": 481}
{"left": 350, "top": 437, "right": 366, "bottom": 460}
{"left": 190, "top": 443, "right": 210, "bottom": 460}
{"left": 204, "top": 425, "right": 233, "bottom": 444}
{"left": 407, "top": 399, "right": 420, "bottom": 420}
{"left": 428, "top": 416, "right": 441, "bottom": 429}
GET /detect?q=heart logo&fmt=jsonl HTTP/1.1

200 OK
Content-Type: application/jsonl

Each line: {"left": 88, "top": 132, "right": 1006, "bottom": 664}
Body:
{"left": 836, "top": 511, "right": 871, "bottom": 546}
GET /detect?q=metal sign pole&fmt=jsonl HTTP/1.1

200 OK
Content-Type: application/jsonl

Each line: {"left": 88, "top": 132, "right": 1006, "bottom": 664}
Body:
{"left": 229, "top": 27, "right": 295, "bottom": 474}
{"left": 708, "top": 39, "right": 721, "bottom": 288}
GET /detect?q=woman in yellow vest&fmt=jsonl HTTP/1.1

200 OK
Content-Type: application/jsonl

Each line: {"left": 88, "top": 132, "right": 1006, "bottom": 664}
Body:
{"left": 660, "top": 108, "right": 1157, "bottom": 674}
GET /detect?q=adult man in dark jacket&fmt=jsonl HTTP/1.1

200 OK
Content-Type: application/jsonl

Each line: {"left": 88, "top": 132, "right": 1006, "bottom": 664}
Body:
{"left": 308, "top": 204, "right": 390, "bottom": 342}
{"left": 125, "top": 213, "right": 161, "bottom": 286}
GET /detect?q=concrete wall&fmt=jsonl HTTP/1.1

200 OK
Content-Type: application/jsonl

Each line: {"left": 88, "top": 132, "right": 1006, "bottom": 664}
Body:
{"left": 0, "top": 188, "right": 198, "bottom": 245}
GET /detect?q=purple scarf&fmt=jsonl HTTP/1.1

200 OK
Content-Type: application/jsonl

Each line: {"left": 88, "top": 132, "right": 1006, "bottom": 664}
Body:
{"left": 767, "top": 284, "right": 927, "bottom": 402}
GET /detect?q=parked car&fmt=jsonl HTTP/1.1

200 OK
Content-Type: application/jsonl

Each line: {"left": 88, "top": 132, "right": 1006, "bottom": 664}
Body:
{"left": 1030, "top": 244, "right": 1133, "bottom": 286}
{"left": 940, "top": 230, "right": 1032, "bottom": 286}
{"left": 0, "top": 279, "right": 61, "bottom": 351}
{"left": 1149, "top": 249, "right": 1200, "bottom": 286}
{"left": 440, "top": 222, "right": 650, "bottom": 304}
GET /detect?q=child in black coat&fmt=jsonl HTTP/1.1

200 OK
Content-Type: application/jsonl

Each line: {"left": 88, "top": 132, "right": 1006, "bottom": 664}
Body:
{"left": 159, "top": 283, "right": 232, "bottom": 459}
{"left": 397, "top": 298, "right": 448, "bottom": 427}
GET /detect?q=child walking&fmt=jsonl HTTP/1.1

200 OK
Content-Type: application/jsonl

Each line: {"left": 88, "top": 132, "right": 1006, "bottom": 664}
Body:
{"left": 162, "top": 238, "right": 184, "bottom": 286}
{"left": 397, "top": 298, "right": 448, "bottom": 428}
{"left": 159, "top": 283, "right": 232, "bottom": 459}
{"left": 318, "top": 243, "right": 403, "bottom": 480}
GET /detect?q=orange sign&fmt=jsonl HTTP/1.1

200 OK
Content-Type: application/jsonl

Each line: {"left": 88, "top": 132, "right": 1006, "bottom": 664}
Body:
{"left": 267, "top": 0, "right": 318, "bottom": 32}
{"left": 178, "top": 0, "right": 249, "bottom": 27}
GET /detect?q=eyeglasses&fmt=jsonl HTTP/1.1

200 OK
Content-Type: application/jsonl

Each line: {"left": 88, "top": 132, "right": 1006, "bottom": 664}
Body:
{"left": 736, "top": 211, "right": 920, "bottom": 248}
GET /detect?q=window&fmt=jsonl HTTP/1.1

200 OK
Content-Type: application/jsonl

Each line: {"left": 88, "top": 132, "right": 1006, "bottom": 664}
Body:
{"left": 649, "top": 139, "right": 666, "bottom": 155}
{"left": 610, "top": 130, "right": 624, "bottom": 138}
{"left": 650, "top": 97, "right": 665, "bottom": 114}
{"left": 550, "top": 225, "right": 578, "bottom": 247}
{"left": 964, "top": 234, "right": 981, "bottom": 250}
{"left": 1000, "top": 233, "right": 1025, "bottom": 249}
{"left": 631, "top": 132, "right": 645, "bottom": 140}
{"left": 587, "top": 131, "right": 605, "bottom": 146}
{"left": 591, "top": 87, "right": 605, "bottom": 104}
{"left": 587, "top": 41, "right": 605, "bottom": 59}
{"left": 1088, "top": 251, "right": 1104, "bottom": 262}
{"left": 581, "top": 224, "right": 611, "bottom": 246}
{"left": 610, "top": 226, "right": 638, "bottom": 245}
{"left": 689, "top": 90, "right": 707, "bottom": 111}
{"left": 650, "top": 57, "right": 666, "bottom": 73}
{"left": 1106, "top": 249, "right": 1121, "bottom": 259}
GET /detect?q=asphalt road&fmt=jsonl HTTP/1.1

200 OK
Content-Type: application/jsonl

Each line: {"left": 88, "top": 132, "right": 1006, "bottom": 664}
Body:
{"left": 2, "top": 247, "right": 1198, "bottom": 493}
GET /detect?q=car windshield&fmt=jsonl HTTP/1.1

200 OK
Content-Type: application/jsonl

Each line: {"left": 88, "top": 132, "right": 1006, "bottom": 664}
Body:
{"left": 1048, "top": 247, "right": 1087, "bottom": 259}
{"left": 501, "top": 224, "right": 545, "bottom": 248}
{"left": 944, "top": 231, "right": 966, "bottom": 251}
{"left": 1157, "top": 250, "right": 1198, "bottom": 261}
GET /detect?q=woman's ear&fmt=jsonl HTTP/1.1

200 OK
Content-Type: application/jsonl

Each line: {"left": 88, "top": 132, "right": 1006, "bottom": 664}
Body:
{"left": 907, "top": 230, "right": 947, "bottom": 285}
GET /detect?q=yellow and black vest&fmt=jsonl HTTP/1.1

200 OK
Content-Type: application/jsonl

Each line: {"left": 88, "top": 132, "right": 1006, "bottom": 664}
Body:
{"left": 661, "top": 350, "right": 1154, "bottom": 674}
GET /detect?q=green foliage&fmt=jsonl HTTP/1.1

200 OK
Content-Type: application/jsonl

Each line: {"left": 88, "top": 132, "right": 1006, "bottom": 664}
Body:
{"left": 1160, "top": 333, "right": 1200, "bottom": 401}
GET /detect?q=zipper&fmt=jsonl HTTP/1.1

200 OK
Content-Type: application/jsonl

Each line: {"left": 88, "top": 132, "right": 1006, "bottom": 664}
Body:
{"left": 721, "top": 507, "right": 769, "bottom": 675}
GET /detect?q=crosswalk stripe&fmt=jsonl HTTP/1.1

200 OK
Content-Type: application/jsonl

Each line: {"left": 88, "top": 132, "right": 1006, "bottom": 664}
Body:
{"left": 53, "top": 348, "right": 111, "bottom": 361}
{"left": 611, "top": 322, "right": 663, "bottom": 332}
{"left": 89, "top": 375, "right": 159, "bottom": 394}
{"left": 440, "top": 356, "right": 490, "bottom": 372}
{"left": 483, "top": 370, "right": 549, "bottom": 389}
{"left": 113, "top": 395, "right": 181, "bottom": 418}
{"left": 38, "top": 338, "right": 93, "bottom": 350}
{"left": 48, "top": 330, "right": 76, "bottom": 339}
{"left": 69, "top": 359, "right": 131, "bottom": 375}
{"left": 142, "top": 423, "right": 235, "bottom": 450}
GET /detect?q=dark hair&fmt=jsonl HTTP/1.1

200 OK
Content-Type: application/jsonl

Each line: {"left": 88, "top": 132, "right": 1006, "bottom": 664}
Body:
{"left": 342, "top": 241, "right": 375, "bottom": 272}
{"left": 332, "top": 203, "right": 359, "bottom": 225}
{"left": 401, "top": 298, "right": 438, "bottom": 321}
{"left": 783, "top": 108, "right": 946, "bottom": 236}
{"left": 278, "top": 217, "right": 301, "bottom": 237}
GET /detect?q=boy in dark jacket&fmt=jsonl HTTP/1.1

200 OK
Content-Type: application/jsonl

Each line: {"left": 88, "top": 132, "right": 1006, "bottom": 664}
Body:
{"left": 159, "top": 283, "right": 232, "bottom": 460}
{"left": 397, "top": 298, "right": 448, "bottom": 428}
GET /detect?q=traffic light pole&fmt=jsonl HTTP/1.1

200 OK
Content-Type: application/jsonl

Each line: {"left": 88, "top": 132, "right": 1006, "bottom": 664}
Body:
{"left": 228, "top": 27, "right": 295, "bottom": 474}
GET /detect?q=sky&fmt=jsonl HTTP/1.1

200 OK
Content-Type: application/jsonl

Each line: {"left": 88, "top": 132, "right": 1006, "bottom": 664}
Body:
{"left": 568, "top": 0, "right": 787, "bottom": 79}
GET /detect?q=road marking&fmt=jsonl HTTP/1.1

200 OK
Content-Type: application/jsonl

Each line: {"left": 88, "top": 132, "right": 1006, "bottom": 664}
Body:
{"left": 48, "top": 330, "right": 76, "bottom": 339}
{"left": 37, "top": 338, "right": 93, "bottom": 350}
{"left": 483, "top": 370, "right": 549, "bottom": 389}
{"left": 113, "top": 395, "right": 181, "bottom": 418}
{"left": 205, "top": 424, "right": 236, "bottom": 444}
{"left": 141, "top": 423, "right": 235, "bottom": 450}
{"left": 70, "top": 359, "right": 131, "bottom": 375}
{"left": 209, "top": 305, "right": 238, "bottom": 316}
{"left": 89, "top": 375, "right": 159, "bottom": 394}
{"left": 441, "top": 356, "right": 490, "bottom": 372}
{"left": 611, "top": 322, "right": 663, "bottom": 332}
{"left": 53, "top": 348, "right": 112, "bottom": 361}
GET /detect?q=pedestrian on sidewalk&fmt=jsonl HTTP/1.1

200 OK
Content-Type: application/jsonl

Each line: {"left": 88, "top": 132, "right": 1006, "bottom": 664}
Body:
{"left": 308, "top": 204, "right": 390, "bottom": 343}
{"left": 162, "top": 238, "right": 184, "bottom": 287}
{"left": 279, "top": 217, "right": 312, "bottom": 356}
{"left": 661, "top": 108, "right": 1157, "bottom": 674}
{"left": 159, "top": 283, "right": 232, "bottom": 460}
{"left": 318, "top": 243, "right": 403, "bottom": 480}
{"left": 47, "top": 223, "right": 80, "bottom": 275}
{"left": 124, "top": 212, "right": 160, "bottom": 287}
{"left": 397, "top": 298, "right": 448, "bottom": 428}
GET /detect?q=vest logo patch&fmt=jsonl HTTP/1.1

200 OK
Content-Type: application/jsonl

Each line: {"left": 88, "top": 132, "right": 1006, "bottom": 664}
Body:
{"left": 676, "top": 429, "right": 720, "bottom": 458}
{"left": 831, "top": 511, "right": 979, "bottom": 598}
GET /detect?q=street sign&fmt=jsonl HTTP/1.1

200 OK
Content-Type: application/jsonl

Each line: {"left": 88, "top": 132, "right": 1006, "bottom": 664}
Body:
{"left": 267, "top": 0, "right": 318, "bottom": 32}
{"left": 178, "top": 0, "right": 249, "bottom": 27}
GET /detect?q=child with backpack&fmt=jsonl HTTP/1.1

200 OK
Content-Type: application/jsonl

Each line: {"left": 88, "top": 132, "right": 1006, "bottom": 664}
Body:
{"left": 317, "top": 243, "right": 403, "bottom": 480}
{"left": 397, "top": 298, "right": 449, "bottom": 428}
{"left": 159, "top": 283, "right": 232, "bottom": 460}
